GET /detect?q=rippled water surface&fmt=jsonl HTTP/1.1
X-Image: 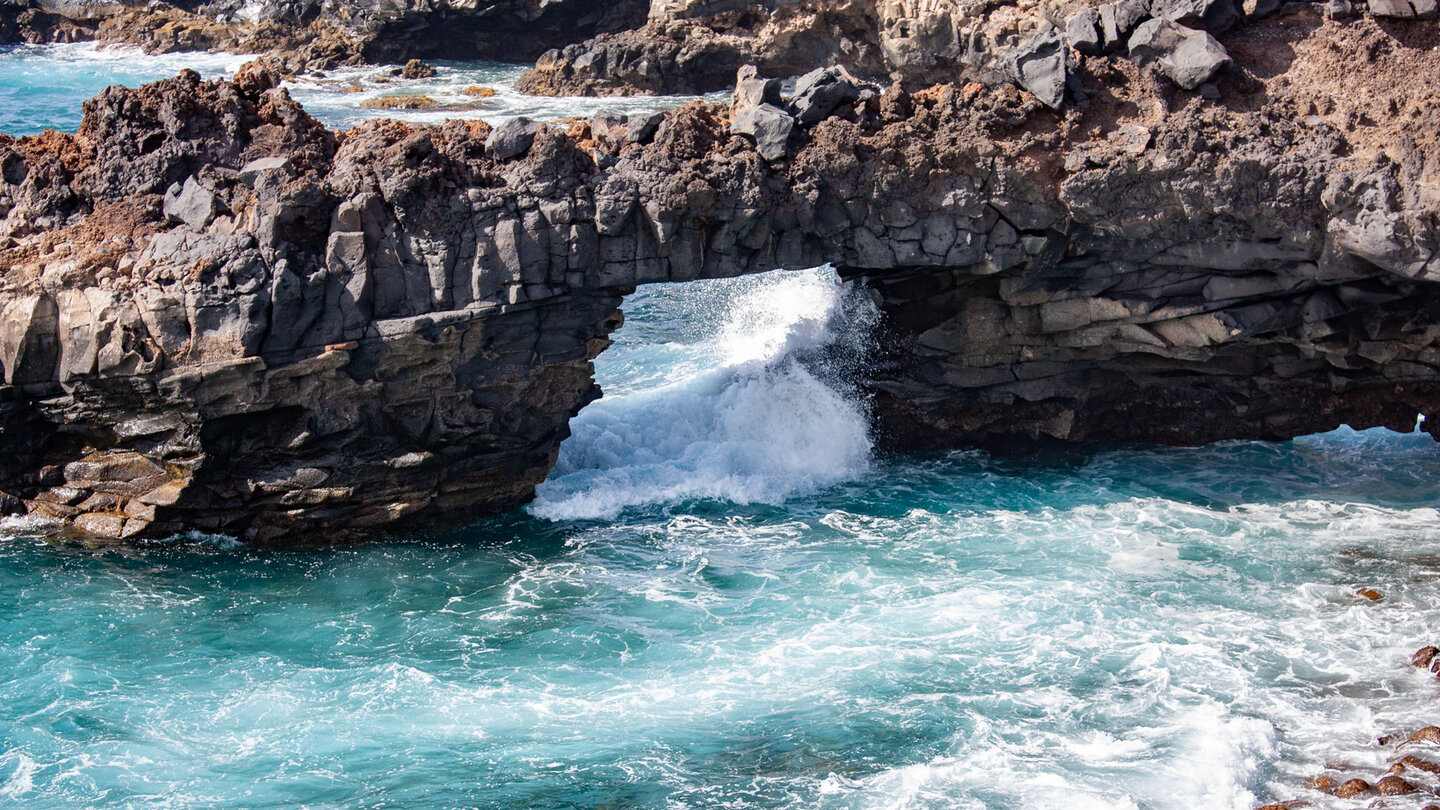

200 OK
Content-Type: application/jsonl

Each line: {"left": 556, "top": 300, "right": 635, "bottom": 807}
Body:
{"left": 0, "top": 43, "right": 711, "bottom": 136}
{"left": 4, "top": 268, "right": 1440, "bottom": 808}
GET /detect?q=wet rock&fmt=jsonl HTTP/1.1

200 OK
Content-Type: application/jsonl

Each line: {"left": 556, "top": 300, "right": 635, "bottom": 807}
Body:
{"left": 1009, "top": 29, "right": 1068, "bottom": 110}
{"left": 1067, "top": 9, "right": 1103, "bottom": 56}
{"left": 1399, "top": 755, "right": 1440, "bottom": 774}
{"left": 1306, "top": 774, "right": 1337, "bottom": 793}
{"left": 1333, "top": 778, "right": 1371, "bottom": 798}
{"left": 731, "top": 103, "right": 795, "bottom": 161}
{"left": 1376, "top": 775, "right": 1417, "bottom": 795}
{"left": 360, "top": 95, "right": 436, "bottom": 109}
{"left": 485, "top": 117, "right": 541, "bottom": 160}
{"left": 460, "top": 86, "right": 497, "bottom": 98}
{"left": 1128, "top": 19, "right": 1232, "bottom": 90}
{"left": 400, "top": 59, "right": 436, "bottom": 79}
{"left": 1407, "top": 727, "right": 1440, "bottom": 744}
{"left": 788, "top": 67, "right": 865, "bottom": 127}
{"left": 1412, "top": 646, "right": 1440, "bottom": 668}
{"left": 1356, "top": 587, "right": 1384, "bottom": 601}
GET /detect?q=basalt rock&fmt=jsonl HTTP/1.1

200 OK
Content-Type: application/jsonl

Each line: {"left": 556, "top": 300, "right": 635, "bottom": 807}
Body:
{"left": 1, "top": 0, "right": 649, "bottom": 70}
{"left": 2, "top": 12, "right": 1440, "bottom": 543}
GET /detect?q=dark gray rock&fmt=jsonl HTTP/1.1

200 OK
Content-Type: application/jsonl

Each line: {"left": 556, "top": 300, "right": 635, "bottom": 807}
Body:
{"left": 1150, "top": 0, "right": 1244, "bottom": 32}
{"left": 788, "top": 67, "right": 864, "bottom": 127}
{"left": 1100, "top": 0, "right": 1150, "bottom": 49}
{"left": 1128, "top": 19, "right": 1232, "bottom": 90}
{"left": 238, "top": 156, "right": 293, "bottom": 187}
{"left": 485, "top": 117, "right": 541, "bottom": 160}
{"left": 1067, "top": 9, "right": 1103, "bottom": 55}
{"left": 1009, "top": 29, "right": 1068, "bottom": 110}
{"left": 731, "top": 103, "right": 795, "bottom": 161}
{"left": 732, "top": 64, "right": 782, "bottom": 116}
{"left": 162, "top": 177, "right": 219, "bottom": 231}
{"left": 1369, "top": 0, "right": 1438, "bottom": 18}
{"left": 627, "top": 111, "right": 664, "bottom": 143}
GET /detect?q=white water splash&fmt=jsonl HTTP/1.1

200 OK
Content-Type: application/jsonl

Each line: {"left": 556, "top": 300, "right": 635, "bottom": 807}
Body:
{"left": 531, "top": 268, "right": 878, "bottom": 521}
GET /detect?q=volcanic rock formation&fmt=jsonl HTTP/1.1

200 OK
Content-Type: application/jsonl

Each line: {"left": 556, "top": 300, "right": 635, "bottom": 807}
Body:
{"left": 0, "top": 7, "right": 1438, "bottom": 542}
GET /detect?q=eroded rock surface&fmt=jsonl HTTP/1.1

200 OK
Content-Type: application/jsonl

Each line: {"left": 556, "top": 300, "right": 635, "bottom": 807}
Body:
{"left": 1, "top": 10, "right": 1439, "bottom": 543}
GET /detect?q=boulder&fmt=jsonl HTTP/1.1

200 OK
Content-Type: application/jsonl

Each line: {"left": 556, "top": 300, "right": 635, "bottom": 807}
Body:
{"left": 1010, "top": 29, "right": 1068, "bottom": 110}
{"left": 732, "top": 64, "right": 782, "bottom": 116}
{"left": 731, "top": 103, "right": 795, "bottom": 161}
{"left": 401, "top": 58, "right": 436, "bottom": 79}
{"left": 627, "top": 111, "right": 665, "bottom": 143}
{"left": 1128, "top": 19, "right": 1232, "bottom": 90}
{"left": 1411, "top": 646, "right": 1440, "bottom": 668}
{"left": 1100, "top": 0, "right": 1150, "bottom": 49}
{"left": 1067, "top": 9, "right": 1103, "bottom": 55}
{"left": 788, "top": 66, "right": 864, "bottom": 127}
{"left": 1333, "top": 778, "right": 1371, "bottom": 798}
{"left": 486, "top": 117, "right": 541, "bottom": 160}
{"left": 1376, "top": 775, "right": 1417, "bottom": 795}
{"left": 238, "top": 156, "right": 293, "bottom": 188}
{"left": 1369, "top": 0, "right": 1439, "bottom": 18}
{"left": 1151, "top": 0, "right": 1244, "bottom": 31}
{"left": 162, "top": 177, "right": 219, "bottom": 231}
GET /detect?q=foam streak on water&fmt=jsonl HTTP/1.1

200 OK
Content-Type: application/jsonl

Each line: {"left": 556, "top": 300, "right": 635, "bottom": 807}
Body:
{"left": 4, "top": 248, "right": 1440, "bottom": 807}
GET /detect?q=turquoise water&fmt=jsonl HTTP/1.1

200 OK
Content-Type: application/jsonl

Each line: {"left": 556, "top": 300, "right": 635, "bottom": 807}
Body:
{"left": 4, "top": 268, "right": 1440, "bottom": 808}
{"left": 0, "top": 44, "right": 710, "bottom": 136}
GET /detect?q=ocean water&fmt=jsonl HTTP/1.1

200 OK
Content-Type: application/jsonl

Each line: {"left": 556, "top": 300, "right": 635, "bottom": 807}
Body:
{"left": 0, "top": 43, "right": 712, "bottom": 136}
{"left": 4, "top": 267, "right": 1440, "bottom": 809}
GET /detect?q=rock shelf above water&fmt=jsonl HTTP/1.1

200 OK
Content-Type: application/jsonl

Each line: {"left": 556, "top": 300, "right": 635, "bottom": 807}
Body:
{"left": 0, "top": 6, "right": 1438, "bottom": 543}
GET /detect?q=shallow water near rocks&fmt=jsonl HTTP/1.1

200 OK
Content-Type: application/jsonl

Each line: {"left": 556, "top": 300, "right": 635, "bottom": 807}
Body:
{"left": 0, "top": 43, "right": 713, "bottom": 136}
{"left": 4, "top": 268, "right": 1440, "bottom": 808}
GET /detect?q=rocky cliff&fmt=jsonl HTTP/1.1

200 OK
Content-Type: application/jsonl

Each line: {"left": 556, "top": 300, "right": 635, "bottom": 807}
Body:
{"left": 0, "top": 0, "right": 648, "bottom": 69}
{"left": 1, "top": 6, "right": 1438, "bottom": 542}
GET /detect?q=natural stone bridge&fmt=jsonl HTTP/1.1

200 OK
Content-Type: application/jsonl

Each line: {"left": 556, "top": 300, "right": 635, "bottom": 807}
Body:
{"left": 1, "top": 11, "right": 1438, "bottom": 542}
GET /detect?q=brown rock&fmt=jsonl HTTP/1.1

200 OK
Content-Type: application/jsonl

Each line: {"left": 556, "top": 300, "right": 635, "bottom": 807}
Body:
{"left": 400, "top": 59, "right": 436, "bottom": 80}
{"left": 360, "top": 95, "right": 437, "bottom": 110}
{"left": 1413, "top": 646, "right": 1440, "bottom": 668}
{"left": 1306, "top": 775, "right": 1337, "bottom": 793}
{"left": 1407, "top": 727, "right": 1440, "bottom": 744}
{"left": 1399, "top": 755, "right": 1440, "bottom": 774}
{"left": 460, "top": 86, "right": 497, "bottom": 98}
{"left": 73, "top": 512, "right": 125, "bottom": 538}
{"left": 1356, "top": 587, "right": 1384, "bottom": 601}
{"left": 1334, "top": 779, "right": 1371, "bottom": 798}
{"left": 1375, "top": 775, "right": 1416, "bottom": 795}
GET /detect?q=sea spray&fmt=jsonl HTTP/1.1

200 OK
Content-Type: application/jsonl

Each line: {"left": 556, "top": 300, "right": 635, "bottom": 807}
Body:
{"left": 530, "top": 267, "right": 880, "bottom": 521}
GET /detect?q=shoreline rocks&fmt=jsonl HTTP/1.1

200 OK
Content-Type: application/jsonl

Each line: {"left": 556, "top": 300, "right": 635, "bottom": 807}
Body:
{"left": 1, "top": 9, "right": 1439, "bottom": 543}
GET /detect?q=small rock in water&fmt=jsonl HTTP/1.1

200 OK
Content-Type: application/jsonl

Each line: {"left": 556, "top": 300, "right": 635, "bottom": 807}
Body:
{"left": 361, "top": 95, "right": 437, "bottom": 109}
{"left": 1407, "top": 727, "right": 1440, "bottom": 744}
{"left": 1376, "top": 775, "right": 1417, "bottom": 795}
{"left": 1356, "top": 587, "right": 1384, "bottom": 601}
{"left": 1412, "top": 646, "right": 1440, "bottom": 668}
{"left": 1334, "top": 778, "right": 1372, "bottom": 798}
{"left": 461, "top": 86, "right": 497, "bottom": 98}
{"left": 1306, "top": 774, "right": 1337, "bottom": 793}
{"left": 401, "top": 59, "right": 436, "bottom": 79}
{"left": 1399, "top": 755, "right": 1440, "bottom": 773}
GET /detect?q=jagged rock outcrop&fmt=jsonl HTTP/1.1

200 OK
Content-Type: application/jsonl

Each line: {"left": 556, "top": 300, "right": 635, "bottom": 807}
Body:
{"left": 2, "top": 10, "right": 1438, "bottom": 542}
{"left": 0, "top": 0, "right": 648, "bottom": 70}
{"left": 516, "top": 0, "right": 1426, "bottom": 100}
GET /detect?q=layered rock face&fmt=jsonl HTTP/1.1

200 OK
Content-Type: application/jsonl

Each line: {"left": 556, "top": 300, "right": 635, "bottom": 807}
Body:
{"left": 517, "top": 0, "right": 1437, "bottom": 96}
{"left": 0, "top": 0, "right": 648, "bottom": 69}
{"left": 2, "top": 9, "right": 1438, "bottom": 542}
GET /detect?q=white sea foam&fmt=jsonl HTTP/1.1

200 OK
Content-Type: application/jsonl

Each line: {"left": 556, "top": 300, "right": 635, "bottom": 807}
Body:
{"left": 531, "top": 269, "right": 877, "bottom": 521}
